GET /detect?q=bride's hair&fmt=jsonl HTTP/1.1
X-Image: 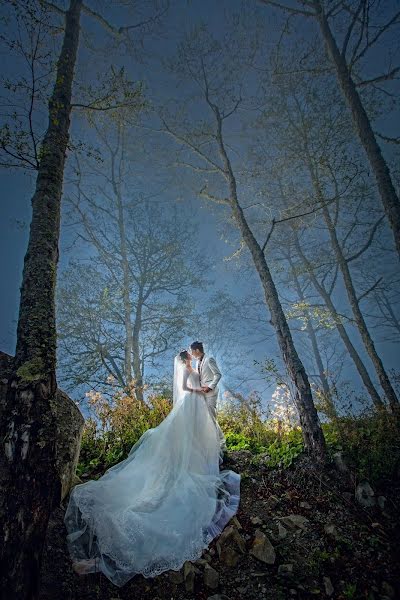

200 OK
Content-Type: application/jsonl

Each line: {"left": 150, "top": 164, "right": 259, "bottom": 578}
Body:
{"left": 190, "top": 341, "right": 204, "bottom": 353}
{"left": 179, "top": 350, "right": 190, "bottom": 363}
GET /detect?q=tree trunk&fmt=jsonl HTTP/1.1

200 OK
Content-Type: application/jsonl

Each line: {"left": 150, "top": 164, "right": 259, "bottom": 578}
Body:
{"left": 317, "top": 188, "right": 399, "bottom": 413}
{"left": 132, "top": 295, "right": 144, "bottom": 403}
{"left": 288, "top": 256, "right": 338, "bottom": 420}
{"left": 313, "top": 0, "right": 400, "bottom": 261}
{"left": 112, "top": 126, "right": 134, "bottom": 386}
{"left": 0, "top": 2, "right": 82, "bottom": 599}
{"left": 293, "top": 232, "right": 385, "bottom": 410}
{"left": 213, "top": 108, "right": 326, "bottom": 462}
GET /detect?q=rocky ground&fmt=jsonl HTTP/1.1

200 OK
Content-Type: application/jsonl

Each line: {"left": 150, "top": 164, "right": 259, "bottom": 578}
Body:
{"left": 39, "top": 451, "right": 399, "bottom": 600}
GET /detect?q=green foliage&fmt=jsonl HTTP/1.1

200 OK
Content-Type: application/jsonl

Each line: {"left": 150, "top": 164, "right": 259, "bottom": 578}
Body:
{"left": 332, "top": 410, "right": 400, "bottom": 484}
{"left": 76, "top": 384, "right": 400, "bottom": 487}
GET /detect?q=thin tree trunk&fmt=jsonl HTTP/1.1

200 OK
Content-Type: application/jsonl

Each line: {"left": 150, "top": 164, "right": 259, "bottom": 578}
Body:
{"left": 132, "top": 294, "right": 144, "bottom": 403}
{"left": 322, "top": 202, "right": 399, "bottom": 413}
{"left": 0, "top": 2, "right": 82, "bottom": 599}
{"left": 112, "top": 126, "right": 134, "bottom": 386}
{"left": 313, "top": 0, "right": 400, "bottom": 260}
{"left": 293, "top": 232, "right": 385, "bottom": 410}
{"left": 308, "top": 162, "right": 399, "bottom": 413}
{"left": 288, "top": 256, "right": 338, "bottom": 420}
{"left": 212, "top": 107, "right": 326, "bottom": 462}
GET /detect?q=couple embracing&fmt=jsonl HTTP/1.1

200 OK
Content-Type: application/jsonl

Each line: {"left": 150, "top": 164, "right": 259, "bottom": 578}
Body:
{"left": 65, "top": 341, "right": 240, "bottom": 587}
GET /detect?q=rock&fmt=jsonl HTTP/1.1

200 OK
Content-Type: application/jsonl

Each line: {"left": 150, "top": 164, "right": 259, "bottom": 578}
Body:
{"left": 220, "top": 546, "right": 241, "bottom": 567}
{"left": 279, "top": 514, "right": 309, "bottom": 531}
{"left": 183, "top": 561, "right": 200, "bottom": 592}
{"left": 194, "top": 558, "right": 209, "bottom": 567}
{"left": 204, "top": 564, "right": 219, "bottom": 589}
{"left": 169, "top": 569, "right": 184, "bottom": 584}
{"left": 216, "top": 524, "right": 246, "bottom": 563}
{"left": 355, "top": 480, "right": 375, "bottom": 508}
{"left": 277, "top": 522, "right": 288, "bottom": 539}
{"left": 278, "top": 563, "right": 293, "bottom": 576}
{"left": 207, "top": 595, "right": 230, "bottom": 600}
{"left": 299, "top": 501, "right": 311, "bottom": 509}
{"left": 250, "top": 516, "right": 263, "bottom": 526}
{"left": 249, "top": 529, "right": 276, "bottom": 564}
{"left": 324, "top": 524, "right": 340, "bottom": 539}
{"left": 381, "top": 581, "right": 395, "bottom": 598}
{"left": 323, "top": 576, "right": 334, "bottom": 596}
{"left": 333, "top": 451, "right": 350, "bottom": 474}
{"left": 231, "top": 516, "right": 243, "bottom": 530}
{"left": 265, "top": 495, "right": 280, "bottom": 510}
{"left": 377, "top": 495, "right": 386, "bottom": 510}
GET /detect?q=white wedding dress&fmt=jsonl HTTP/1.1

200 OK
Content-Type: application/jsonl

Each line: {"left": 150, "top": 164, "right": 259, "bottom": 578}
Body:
{"left": 64, "top": 360, "right": 240, "bottom": 587}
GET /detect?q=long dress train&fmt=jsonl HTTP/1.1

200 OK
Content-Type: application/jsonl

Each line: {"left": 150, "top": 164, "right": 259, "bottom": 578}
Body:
{"left": 64, "top": 369, "right": 240, "bottom": 587}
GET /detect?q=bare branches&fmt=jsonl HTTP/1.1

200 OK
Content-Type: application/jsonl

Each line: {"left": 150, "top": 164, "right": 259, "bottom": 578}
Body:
{"left": 357, "top": 277, "right": 383, "bottom": 304}
{"left": 257, "top": 0, "right": 315, "bottom": 17}
{"left": 347, "top": 216, "right": 385, "bottom": 263}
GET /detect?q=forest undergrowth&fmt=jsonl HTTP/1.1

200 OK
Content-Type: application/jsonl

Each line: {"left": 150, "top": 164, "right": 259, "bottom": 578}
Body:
{"left": 38, "top": 387, "right": 400, "bottom": 600}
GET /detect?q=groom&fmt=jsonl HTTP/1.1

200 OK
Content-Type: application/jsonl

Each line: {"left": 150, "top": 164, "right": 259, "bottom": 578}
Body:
{"left": 190, "top": 341, "right": 226, "bottom": 453}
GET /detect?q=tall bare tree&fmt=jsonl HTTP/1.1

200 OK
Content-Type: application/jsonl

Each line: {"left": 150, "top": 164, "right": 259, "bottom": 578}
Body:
{"left": 0, "top": 1, "right": 168, "bottom": 597}
{"left": 154, "top": 25, "right": 327, "bottom": 461}
{"left": 258, "top": 0, "right": 400, "bottom": 260}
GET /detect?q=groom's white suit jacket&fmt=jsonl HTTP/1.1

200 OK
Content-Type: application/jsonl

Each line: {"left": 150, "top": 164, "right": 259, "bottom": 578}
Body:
{"left": 199, "top": 355, "right": 221, "bottom": 394}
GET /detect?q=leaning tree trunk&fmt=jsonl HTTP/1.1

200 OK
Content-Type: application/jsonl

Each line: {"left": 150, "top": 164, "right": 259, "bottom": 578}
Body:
{"left": 293, "top": 232, "right": 385, "bottom": 411}
{"left": 0, "top": 2, "right": 82, "bottom": 599}
{"left": 288, "top": 256, "right": 338, "bottom": 420}
{"left": 313, "top": 0, "right": 400, "bottom": 261}
{"left": 213, "top": 108, "right": 326, "bottom": 462}
{"left": 312, "top": 175, "right": 400, "bottom": 413}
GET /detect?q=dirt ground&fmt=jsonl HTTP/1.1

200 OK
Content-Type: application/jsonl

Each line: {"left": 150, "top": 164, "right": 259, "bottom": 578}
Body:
{"left": 39, "top": 451, "right": 399, "bottom": 600}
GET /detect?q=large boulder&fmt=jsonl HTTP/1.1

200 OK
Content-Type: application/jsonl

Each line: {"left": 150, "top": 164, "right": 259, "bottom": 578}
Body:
{"left": 0, "top": 351, "right": 84, "bottom": 503}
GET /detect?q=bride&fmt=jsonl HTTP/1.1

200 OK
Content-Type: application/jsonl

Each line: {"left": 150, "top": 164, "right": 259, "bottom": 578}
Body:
{"left": 64, "top": 350, "right": 240, "bottom": 587}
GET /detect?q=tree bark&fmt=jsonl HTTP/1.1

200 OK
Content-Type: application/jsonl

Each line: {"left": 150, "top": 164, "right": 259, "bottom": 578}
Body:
{"left": 288, "top": 256, "right": 338, "bottom": 420}
{"left": 313, "top": 0, "right": 400, "bottom": 261}
{"left": 316, "top": 185, "right": 400, "bottom": 413}
{"left": 212, "top": 107, "right": 327, "bottom": 462}
{"left": 132, "top": 292, "right": 144, "bottom": 403}
{"left": 112, "top": 126, "right": 134, "bottom": 387}
{"left": 293, "top": 232, "right": 385, "bottom": 411}
{"left": 0, "top": 2, "right": 82, "bottom": 599}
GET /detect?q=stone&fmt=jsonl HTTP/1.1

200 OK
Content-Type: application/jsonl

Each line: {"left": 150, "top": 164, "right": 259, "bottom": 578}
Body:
{"left": 194, "top": 558, "right": 209, "bottom": 567}
{"left": 250, "top": 516, "right": 263, "bottom": 526}
{"left": 355, "top": 480, "right": 375, "bottom": 508}
{"left": 323, "top": 576, "right": 334, "bottom": 596}
{"left": 204, "top": 564, "right": 219, "bottom": 589}
{"left": 231, "top": 516, "right": 243, "bottom": 530}
{"left": 299, "top": 501, "right": 311, "bottom": 509}
{"left": 183, "top": 561, "right": 200, "bottom": 592}
{"left": 249, "top": 529, "right": 276, "bottom": 565}
{"left": 333, "top": 451, "right": 350, "bottom": 474}
{"left": 265, "top": 495, "right": 280, "bottom": 510}
{"left": 277, "top": 522, "right": 288, "bottom": 539}
{"left": 279, "top": 514, "right": 309, "bottom": 531}
{"left": 169, "top": 569, "right": 184, "bottom": 584}
{"left": 220, "top": 546, "right": 241, "bottom": 567}
{"left": 381, "top": 581, "right": 395, "bottom": 598}
{"left": 207, "top": 595, "right": 230, "bottom": 600}
{"left": 324, "top": 524, "right": 340, "bottom": 539}
{"left": 377, "top": 495, "right": 386, "bottom": 510}
{"left": 278, "top": 563, "right": 293, "bottom": 576}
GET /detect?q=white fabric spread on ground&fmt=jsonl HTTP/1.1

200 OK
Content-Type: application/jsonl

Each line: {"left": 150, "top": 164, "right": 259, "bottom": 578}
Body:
{"left": 64, "top": 370, "right": 240, "bottom": 587}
